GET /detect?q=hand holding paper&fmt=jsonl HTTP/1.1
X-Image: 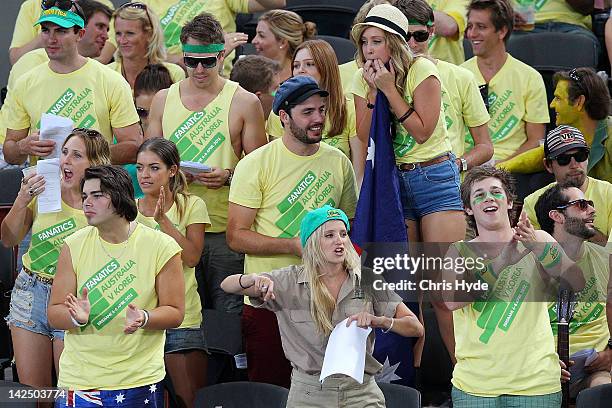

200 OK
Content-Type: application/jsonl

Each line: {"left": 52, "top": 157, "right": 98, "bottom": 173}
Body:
{"left": 36, "top": 158, "right": 62, "bottom": 214}
{"left": 40, "top": 113, "right": 73, "bottom": 159}
{"left": 320, "top": 318, "right": 372, "bottom": 384}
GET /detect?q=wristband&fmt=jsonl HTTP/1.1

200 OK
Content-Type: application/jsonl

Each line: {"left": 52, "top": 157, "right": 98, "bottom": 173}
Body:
{"left": 239, "top": 274, "right": 254, "bottom": 289}
{"left": 537, "top": 243, "right": 562, "bottom": 269}
{"left": 367, "top": 101, "right": 375, "bottom": 109}
{"left": 382, "top": 317, "right": 394, "bottom": 333}
{"left": 397, "top": 107, "right": 414, "bottom": 123}
{"left": 140, "top": 309, "right": 150, "bottom": 328}
{"left": 70, "top": 315, "right": 87, "bottom": 327}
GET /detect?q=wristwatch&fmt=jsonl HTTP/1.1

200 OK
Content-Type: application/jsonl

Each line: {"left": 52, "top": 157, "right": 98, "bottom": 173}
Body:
{"left": 607, "top": 338, "right": 612, "bottom": 349}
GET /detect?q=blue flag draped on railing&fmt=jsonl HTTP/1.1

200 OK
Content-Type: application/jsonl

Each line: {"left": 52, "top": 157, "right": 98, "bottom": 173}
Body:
{"left": 351, "top": 91, "right": 419, "bottom": 387}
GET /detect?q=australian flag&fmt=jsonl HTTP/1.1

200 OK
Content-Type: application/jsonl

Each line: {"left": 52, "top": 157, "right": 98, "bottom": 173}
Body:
{"left": 351, "top": 91, "right": 419, "bottom": 387}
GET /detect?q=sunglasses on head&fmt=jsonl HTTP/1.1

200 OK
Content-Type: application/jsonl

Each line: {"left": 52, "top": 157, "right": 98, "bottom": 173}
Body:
{"left": 554, "top": 150, "right": 589, "bottom": 166}
{"left": 117, "top": 2, "right": 152, "bottom": 27}
{"left": 136, "top": 107, "right": 149, "bottom": 118}
{"left": 41, "top": 0, "right": 84, "bottom": 18}
{"left": 406, "top": 30, "right": 429, "bottom": 42}
{"left": 72, "top": 127, "right": 101, "bottom": 138}
{"left": 556, "top": 198, "right": 594, "bottom": 211}
{"left": 183, "top": 54, "right": 219, "bottom": 69}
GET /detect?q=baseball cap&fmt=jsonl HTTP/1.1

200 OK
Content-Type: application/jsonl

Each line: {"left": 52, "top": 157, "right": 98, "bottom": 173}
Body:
{"left": 300, "top": 205, "right": 350, "bottom": 248}
{"left": 544, "top": 125, "right": 589, "bottom": 159}
{"left": 35, "top": 7, "right": 85, "bottom": 29}
{"left": 272, "top": 76, "right": 329, "bottom": 115}
{"left": 352, "top": 4, "right": 409, "bottom": 43}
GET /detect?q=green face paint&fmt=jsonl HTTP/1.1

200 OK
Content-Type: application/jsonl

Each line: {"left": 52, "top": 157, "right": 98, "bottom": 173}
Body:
{"left": 472, "top": 191, "right": 505, "bottom": 205}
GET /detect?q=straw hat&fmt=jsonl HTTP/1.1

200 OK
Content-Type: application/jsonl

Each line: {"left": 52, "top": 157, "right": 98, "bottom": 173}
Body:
{"left": 352, "top": 4, "right": 409, "bottom": 42}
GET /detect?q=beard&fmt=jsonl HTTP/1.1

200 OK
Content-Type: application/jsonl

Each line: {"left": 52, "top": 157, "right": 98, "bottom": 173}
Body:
{"left": 289, "top": 117, "right": 323, "bottom": 145}
{"left": 564, "top": 215, "right": 596, "bottom": 239}
{"left": 562, "top": 171, "right": 586, "bottom": 188}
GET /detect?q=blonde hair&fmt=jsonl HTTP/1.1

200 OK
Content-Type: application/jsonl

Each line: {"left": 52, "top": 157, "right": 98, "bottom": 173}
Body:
{"left": 293, "top": 40, "right": 346, "bottom": 137}
{"left": 259, "top": 10, "right": 317, "bottom": 61}
{"left": 353, "top": 25, "right": 412, "bottom": 97}
{"left": 62, "top": 129, "right": 111, "bottom": 167}
{"left": 113, "top": 4, "right": 166, "bottom": 64}
{"left": 302, "top": 223, "right": 361, "bottom": 336}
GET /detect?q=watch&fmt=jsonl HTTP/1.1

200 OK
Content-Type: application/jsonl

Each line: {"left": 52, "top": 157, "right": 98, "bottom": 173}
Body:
{"left": 607, "top": 338, "right": 612, "bottom": 349}
{"left": 459, "top": 157, "right": 468, "bottom": 172}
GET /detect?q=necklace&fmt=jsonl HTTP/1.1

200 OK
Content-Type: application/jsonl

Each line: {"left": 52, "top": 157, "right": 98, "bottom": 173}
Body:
{"left": 98, "top": 222, "right": 136, "bottom": 261}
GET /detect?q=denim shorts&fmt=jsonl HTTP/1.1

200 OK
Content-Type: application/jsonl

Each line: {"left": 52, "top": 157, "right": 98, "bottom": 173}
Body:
{"left": 164, "top": 327, "right": 207, "bottom": 354}
{"left": 397, "top": 153, "right": 463, "bottom": 220}
{"left": 6, "top": 269, "right": 64, "bottom": 340}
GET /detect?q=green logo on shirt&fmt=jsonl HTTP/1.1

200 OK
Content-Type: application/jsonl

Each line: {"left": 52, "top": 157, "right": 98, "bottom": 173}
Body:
{"left": 82, "top": 259, "right": 138, "bottom": 330}
{"left": 160, "top": 1, "right": 204, "bottom": 49}
{"left": 170, "top": 107, "right": 225, "bottom": 163}
{"left": 549, "top": 275, "right": 605, "bottom": 335}
{"left": 275, "top": 170, "right": 337, "bottom": 238}
{"left": 487, "top": 90, "right": 519, "bottom": 142}
{"left": 37, "top": 87, "right": 96, "bottom": 129}
{"left": 29, "top": 218, "right": 77, "bottom": 276}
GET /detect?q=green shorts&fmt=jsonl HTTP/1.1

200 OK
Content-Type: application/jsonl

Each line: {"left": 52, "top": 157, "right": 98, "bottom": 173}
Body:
{"left": 452, "top": 386, "right": 562, "bottom": 408}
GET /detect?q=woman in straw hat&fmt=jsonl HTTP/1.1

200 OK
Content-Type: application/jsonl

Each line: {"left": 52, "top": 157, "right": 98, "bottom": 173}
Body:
{"left": 221, "top": 205, "right": 423, "bottom": 408}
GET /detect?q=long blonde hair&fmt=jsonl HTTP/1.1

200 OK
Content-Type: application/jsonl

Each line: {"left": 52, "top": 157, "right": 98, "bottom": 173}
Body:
{"left": 113, "top": 4, "right": 166, "bottom": 64}
{"left": 259, "top": 10, "right": 317, "bottom": 60}
{"left": 303, "top": 223, "right": 361, "bottom": 336}
{"left": 293, "top": 40, "right": 346, "bottom": 137}
{"left": 352, "top": 25, "right": 412, "bottom": 97}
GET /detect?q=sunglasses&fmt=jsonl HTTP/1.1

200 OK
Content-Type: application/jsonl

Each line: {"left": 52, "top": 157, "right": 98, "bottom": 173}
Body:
{"left": 183, "top": 54, "right": 219, "bottom": 69}
{"left": 554, "top": 150, "right": 589, "bottom": 166}
{"left": 72, "top": 127, "right": 102, "bottom": 138}
{"left": 406, "top": 30, "right": 429, "bottom": 42}
{"left": 117, "top": 2, "right": 152, "bottom": 27}
{"left": 556, "top": 198, "right": 594, "bottom": 211}
{"left": 136, "top": 107, "right": 149, "bottom": 118}
{"left": 41, "top": 0, "right": 84, "bottom": 18}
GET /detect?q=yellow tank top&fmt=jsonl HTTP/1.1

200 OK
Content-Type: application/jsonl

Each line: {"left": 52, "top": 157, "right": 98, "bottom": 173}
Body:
{"left": 162, "top": 79, "right": 240, "bottom": 232}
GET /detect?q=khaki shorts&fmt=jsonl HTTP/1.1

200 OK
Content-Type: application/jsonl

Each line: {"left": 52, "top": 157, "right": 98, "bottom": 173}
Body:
{"left": 287, "top": 369, "right": 385, "bottom": 408}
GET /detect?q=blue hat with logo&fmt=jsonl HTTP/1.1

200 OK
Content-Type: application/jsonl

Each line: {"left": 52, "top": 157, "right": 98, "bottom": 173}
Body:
{"left": 272, "top": 75, "right": 329, "bottom": 115}
{"left": 300, "top": 205, "right": 350, "bottom": 248}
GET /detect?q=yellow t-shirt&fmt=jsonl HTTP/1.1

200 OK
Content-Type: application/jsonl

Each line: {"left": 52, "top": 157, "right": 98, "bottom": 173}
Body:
{"left": 461, "top": 54, "right": 549, "bottom": 161}
{"left": 427, "top": 0, "right": 468, "bottom": 65}
{"left": 10, "top": 0, "right": 116, "bottom": 49}
{"left": 351, "top": 57, "right": 451, "bottom": 163}
{"left": 136, "top": 194, "right": 210, "bottom": 328}
{"left": 22, "top": 198, "right": 88, "bottom": 280}
{"left": 161, "top": 79, "right": 240, "bottom": 232}
{"left": 548, "top": 242, "right": 610, "bottom": 356}
{"left": 437, "top": 60, "right": 490, "bottom": 157}
{"left": 59, "top": 223, "right": 182, "bottom": 390}
{"left": 229, "top": 139, "right": 358, "bottom": 277}
{"left": 339, "top": 60, "right": 359, "bottom": 98}
{"left": 4, "top": 58, "right": 139, "bottom": 146}
{"left": 266, "top": 97, "right": 357, "bottom": 158}
{"left": 107, "top": 60, "right": 186, "bottom": 86}
{"left": 524, "top": 177, "right": 612, "bottom": 239}
{"left": 529, "top": 0, "right": 591, "bottom": 29}
{"left": 143, "top": 0, "right": 249, "bottom": 76}
{"left": 451, "top": 241, "right": 561, "bottom": 396}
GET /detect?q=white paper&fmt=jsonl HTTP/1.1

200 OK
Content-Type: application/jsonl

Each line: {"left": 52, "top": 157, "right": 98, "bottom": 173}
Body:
{"left": 40, "top": 113, "right": 73, "bottom": 159}
{"left": 36, "top": 158, "right": 62, "bottom": 214}
{"left": 319, "top": 318, "right": 372, "bottom": 384}
{"left": 568, "top": 348, "right": 598, "bottom": 382}
{"left": 180, "top": 161, "right": 212, "bottom": 174}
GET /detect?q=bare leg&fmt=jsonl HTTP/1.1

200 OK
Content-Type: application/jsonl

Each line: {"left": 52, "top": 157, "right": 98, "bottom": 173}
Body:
{"left": 52, "top": 338, "right": 64, "bottom": 379}
{"left": 165, "top": 351, "right": 208, "bottom": 408}
{"left": 10, "top": 326, "right": 53, "bottom": 387}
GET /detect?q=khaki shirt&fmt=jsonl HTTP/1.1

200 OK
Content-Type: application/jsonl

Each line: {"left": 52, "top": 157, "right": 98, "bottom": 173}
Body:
{"left": 250, "top": 265, "right": 402, "bottom": 375}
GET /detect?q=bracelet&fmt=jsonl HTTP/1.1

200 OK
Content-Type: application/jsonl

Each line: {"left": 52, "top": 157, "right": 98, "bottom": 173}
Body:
{"left": 140, "top": 309, "right": 150, "bottom": 328}
{"left": 537, "top": 243, "right": 562, "bottom": 269}
{"left": 397, "top": 107, "right": 414, "bottom": 123}
{"left": 239, "top": 274, "right": 254, "bottom": 289}
{"left": 382, "top": 317, "right": 394, "bottom": 333}
{"left": 366, "top": 100, "right": 375, "bottom": 109}
{"left": 70, "top": 315, "right": 87, "bottom": 327}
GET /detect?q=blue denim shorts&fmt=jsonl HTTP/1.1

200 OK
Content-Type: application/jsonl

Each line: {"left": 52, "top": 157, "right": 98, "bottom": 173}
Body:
{"left": 398, "top": 153, "right": 463, "bottom": 220}
{"left": 164, "top": 327, "right": 207, "bottom": 354}
{"left": 6, "top": 269, "right": 64, "bottom": 340}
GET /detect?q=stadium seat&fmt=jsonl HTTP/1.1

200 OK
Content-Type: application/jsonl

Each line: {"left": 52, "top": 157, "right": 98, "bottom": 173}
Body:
{"left": 285, "top": 5, "right": 358, "bottom": 38}
{"left": 576, "top": 383, "right": 612, "bottom": 408}
{"left": 317, "top": 35, "right": 356, "bottom": 65}
{"left": 194, "top": 381, "right": 288, "bottom": 408}
{"left": 377, "top": 382, "right": 421, "bottom": 408}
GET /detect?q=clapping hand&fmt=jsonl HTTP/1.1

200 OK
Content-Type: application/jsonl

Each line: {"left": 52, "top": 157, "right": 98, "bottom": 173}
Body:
{"left": 65, "top": 287, "right": 90, "bottom": 326}
{"left": 124, "top": 303, "right": 145, "bottom": 334}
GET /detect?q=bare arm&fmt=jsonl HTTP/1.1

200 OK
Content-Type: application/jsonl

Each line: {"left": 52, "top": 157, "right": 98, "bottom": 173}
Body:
{"left": 95, "top": 42, "right": 115, "bottom": 65}
{"left": 433, "top": 11, "right": 459, "bottom": 38}
{"left": 237, "top": 91, "right": 268, "bottom": 154}
{"left": 462, "top": 123, "right": 494, "bottom": 169}
{"left": 147, "top": 254, "right": 185, "bottom": 329}
{"left": 111, "top": 123, "right": 143, "bottom": 164}
{"left": 354, "top": 94, "right": 374, "bottom": 146}
{"left": 48, "top": 245, "right": 81, "bottom": 329}
{"left": 1, "top": 174, "right": 41, "bottom": 247}
{"left": 221, "top": 272, "right": 276, "bottom": 302}
{"left": 4, "top": 128, "right": 56, "bottom": 165}
{"left": 346, "top": 302, "right": 424, "bottom": 338}
{"left": 349, "top": 136, "right": 366, "bottom": 189}
{"left": 158, "top": 221, "right": 205, "bottom": 268}
{"left": 247, "top": 0, "right": 286, "bottom": 12}
{"left": 9, "top": 35, "right": 43, "bottom": 65}
{"left": 498, "top": 122, "right": 545, "bottom": 163}
{"left": 226, "top": 202, "right": 302, "bottom": 257}
{"left": 145, "top": 89, "right": 168, "bottom": 140}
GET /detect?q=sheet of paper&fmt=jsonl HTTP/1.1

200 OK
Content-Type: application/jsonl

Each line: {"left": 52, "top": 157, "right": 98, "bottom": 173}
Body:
{"left": 568, "top": 348, "right": 597, "bottom": 383}
{"left": 180, "top": 161, "right": 212, "bottom": 174}
{"left": 40, "top": 113, "right": 73, "bottom": 159}
{"left": 319, "top": 318, "right": 372, "bottom": 384}
{"left": 36, "top": 158, "right": 62, "bottom": 214}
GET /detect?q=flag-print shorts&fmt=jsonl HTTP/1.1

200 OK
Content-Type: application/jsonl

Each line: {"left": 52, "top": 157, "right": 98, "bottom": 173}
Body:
{"left": 5, "top": 269, "right": 64, "bottom": 340}
{"left": 55, "top": 382, "right": 164, "bottom": 407}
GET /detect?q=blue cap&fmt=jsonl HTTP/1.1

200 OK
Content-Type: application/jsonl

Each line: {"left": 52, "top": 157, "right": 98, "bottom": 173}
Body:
{"left": 272, "top": 76, "right": 329, "bottom": 115}
{"left": 299, "top": 205, "right": 350, "bottom": 248}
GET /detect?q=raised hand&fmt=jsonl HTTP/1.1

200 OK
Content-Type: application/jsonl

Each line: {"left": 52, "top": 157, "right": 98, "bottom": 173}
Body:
{"left": 65, "top": 287, "right": 90, "bottom": 326}
{"left": 153, "top": 186, "right": 166, "bottom": 223}
{"left": 16, "top": 174, "right": 46, "bottom": 209}
{"left": 124, "top": 303, "right": 145, "bottom": 334}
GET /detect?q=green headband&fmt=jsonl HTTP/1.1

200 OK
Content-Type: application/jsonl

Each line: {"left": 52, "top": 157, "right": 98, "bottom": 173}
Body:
{"left": 181, "top": 43, "right": 225, "bottom": 53}
{"left": 408, "top": 19, "right": 433, "bottom": 27}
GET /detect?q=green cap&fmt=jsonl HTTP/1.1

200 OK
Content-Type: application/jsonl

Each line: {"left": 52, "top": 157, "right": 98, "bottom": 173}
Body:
{"left": 300, "top": 205, "right": 350, "bottom": 248}
{"left": 35, "top": 7, "right": 85, "bottom": 29}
